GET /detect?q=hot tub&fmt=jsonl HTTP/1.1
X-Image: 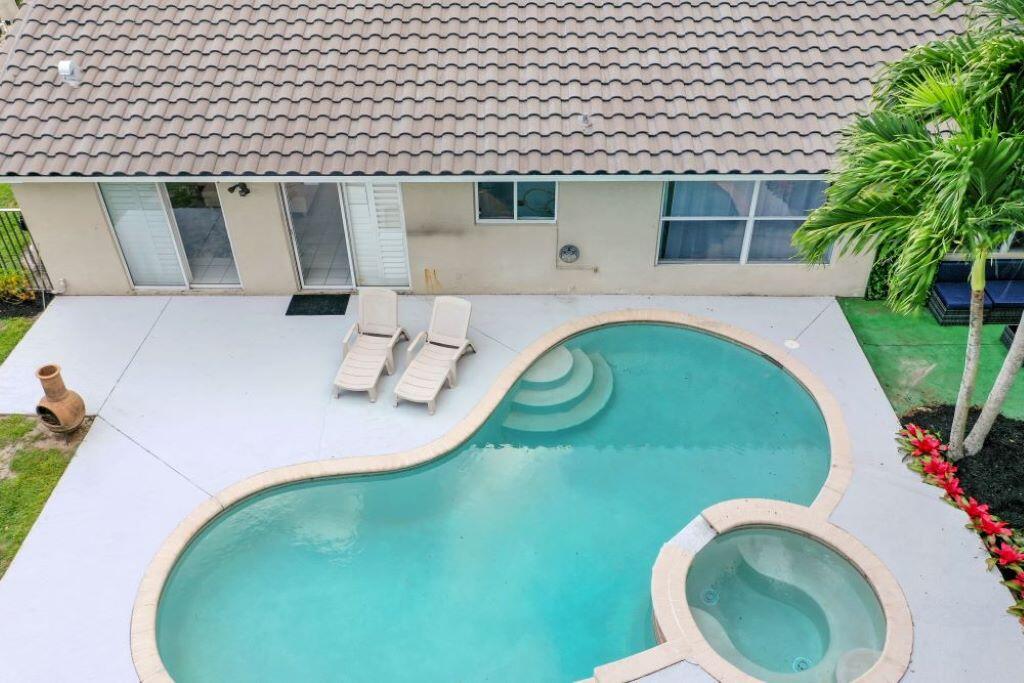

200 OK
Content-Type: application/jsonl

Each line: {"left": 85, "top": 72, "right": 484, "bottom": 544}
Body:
{"left": 685, "top": 526, "right": 886, "bottom": 682}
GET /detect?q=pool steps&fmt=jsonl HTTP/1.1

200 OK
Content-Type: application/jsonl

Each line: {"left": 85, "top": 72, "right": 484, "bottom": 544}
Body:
{"left": 518, "top": 344, "right": 574, "bottom": 389}
{"left": 511, "top": 348, "right": 594, "bottom": 413}
{"left": 502, "top": 346, "right": 613, "bottom": 432}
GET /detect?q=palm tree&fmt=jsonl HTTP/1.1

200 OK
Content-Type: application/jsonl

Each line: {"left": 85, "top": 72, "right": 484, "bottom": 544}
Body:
{"left": 882, "top": 0, "right": 1024, "bottom": 458}
{"left": 961, "top": 23, "right": 1024, "bottom": 454}
{"left": 793, "top": 60, "right": 1024, "bottom": 458}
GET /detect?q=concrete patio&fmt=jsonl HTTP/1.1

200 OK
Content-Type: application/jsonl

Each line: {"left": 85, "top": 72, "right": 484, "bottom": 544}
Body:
{"left": 0, "top": 294, "right": 1018, "bottom": 681}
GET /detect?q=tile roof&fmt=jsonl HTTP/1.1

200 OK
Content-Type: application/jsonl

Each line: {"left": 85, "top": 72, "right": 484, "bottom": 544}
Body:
{"left": 0, "top": 0, "right": 963, "bottom": 177}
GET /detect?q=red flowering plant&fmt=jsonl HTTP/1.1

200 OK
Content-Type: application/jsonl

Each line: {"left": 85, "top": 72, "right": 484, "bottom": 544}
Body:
{"left": 897, "top": 423, "right": 1024, "bottom": 626}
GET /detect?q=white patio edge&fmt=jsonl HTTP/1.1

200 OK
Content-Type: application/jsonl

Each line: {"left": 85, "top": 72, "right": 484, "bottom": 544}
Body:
{"left": 0, "top": 295, "right": 1017, "bottom": 682}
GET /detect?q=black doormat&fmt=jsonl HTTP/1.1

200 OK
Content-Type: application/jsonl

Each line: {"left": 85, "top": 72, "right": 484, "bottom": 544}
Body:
{"left": 285, "top": 294, "right": 350, "bottom": 316}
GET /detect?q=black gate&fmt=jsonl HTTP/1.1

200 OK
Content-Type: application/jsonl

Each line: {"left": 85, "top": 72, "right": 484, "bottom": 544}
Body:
{"left": 0, "top": 209, "right": 53, "bottom": 294}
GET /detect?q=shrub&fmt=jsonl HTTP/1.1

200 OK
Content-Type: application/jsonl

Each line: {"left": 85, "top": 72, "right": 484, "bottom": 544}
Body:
{"left": 0, "top": 270, "right": 34, "bottom": 304}
{"left": 865, "top": 242, "right": 897, "bottom": 301}
{"left": 897, "top": 424, "right": 1024, "bottom": 626}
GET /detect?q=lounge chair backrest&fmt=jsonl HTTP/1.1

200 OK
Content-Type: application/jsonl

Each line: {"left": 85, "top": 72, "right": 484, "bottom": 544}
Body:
{"left": 358, "top": 288, "right": 398, "bottom": 336}
{"left": 428, "top": 296, "right": 472, "bottom": 347}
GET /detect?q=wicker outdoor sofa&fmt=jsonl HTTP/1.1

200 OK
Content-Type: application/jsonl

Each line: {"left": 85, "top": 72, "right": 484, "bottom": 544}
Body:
{"left": 928, "top": 259, "right": 1024, "bottom": 325}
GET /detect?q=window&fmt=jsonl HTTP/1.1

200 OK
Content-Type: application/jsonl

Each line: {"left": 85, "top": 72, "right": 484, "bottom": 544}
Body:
{"left": 657, "top": 177, "right": 827, "bottom": 264}
{"left": 476, "top": 181, "right": 557, "bottom": 222}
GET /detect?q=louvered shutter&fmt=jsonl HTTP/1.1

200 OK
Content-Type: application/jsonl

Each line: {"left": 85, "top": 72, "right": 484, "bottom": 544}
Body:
{"left": 343, "top": 182, "right": 410, "bottom": 287}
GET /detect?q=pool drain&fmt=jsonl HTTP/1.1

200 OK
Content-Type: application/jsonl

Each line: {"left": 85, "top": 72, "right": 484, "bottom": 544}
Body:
{"left": 792, "top": 657, "right": 812, "bottom": 672}
{"left": 700, "top": 588, "right": 719, "bottom": 606}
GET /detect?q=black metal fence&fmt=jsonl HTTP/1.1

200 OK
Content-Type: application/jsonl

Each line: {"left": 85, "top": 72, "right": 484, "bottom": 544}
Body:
{"left": 0, "top": 209, "right": 53, "bottom": 293}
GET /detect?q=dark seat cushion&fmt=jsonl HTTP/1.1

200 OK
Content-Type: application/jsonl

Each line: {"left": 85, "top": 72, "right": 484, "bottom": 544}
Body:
{"left": 989, "top": 259, "right": 1024, "bottom": 281}
{"left": 936, "top": 259, "right": 1024, "bottom": 283}
{"left": 986, "top": 280, "right": 1024, "bottom": 307}
{"left": 934, "top": 282, "right": 992, "bottom": 309}
{"left": 936, "top": 261, "right": 973, "bottom": 283}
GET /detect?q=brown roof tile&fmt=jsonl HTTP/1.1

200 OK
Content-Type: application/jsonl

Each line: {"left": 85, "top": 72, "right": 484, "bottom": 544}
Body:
{"left": 0, "top": 0, "right": 963, "bottom": 177}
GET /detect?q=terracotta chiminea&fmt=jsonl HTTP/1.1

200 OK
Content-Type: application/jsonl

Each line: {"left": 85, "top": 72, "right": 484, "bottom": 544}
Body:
{"left": 35, "top": 364, "right": 85, "bottom": 433}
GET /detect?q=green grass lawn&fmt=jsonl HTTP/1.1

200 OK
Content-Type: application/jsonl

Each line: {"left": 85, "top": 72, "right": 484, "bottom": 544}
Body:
{"left": 0, "top": 315, "right": 68, "bottom": 579}
{"left": 0, "top": 184, "right": 15, "bottom": 209}
{"left": 0, "top": 415, "right": 76, "bottom": 577}
{"left": 0, "top": 316, "right": 34, "bottom": 364}
{"left": 840, "top": 298, "right": 1024, "bottom": 419}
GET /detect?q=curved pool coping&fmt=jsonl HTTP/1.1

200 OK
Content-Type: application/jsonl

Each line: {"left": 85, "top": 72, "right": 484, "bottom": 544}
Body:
{"left": 130, "top": 308, "right": 855, "bottom": 682}
{"left": 642, "top": 499, "right": 913, "bottom": 683}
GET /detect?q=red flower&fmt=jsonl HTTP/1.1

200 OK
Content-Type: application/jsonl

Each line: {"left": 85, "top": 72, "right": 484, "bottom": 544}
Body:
{"left": 910, "top": 433, "right": 945, "bottom": 457}
{"left": 1011, "top": 572, "right": 1024, "bottom": 592}
{"left": 923, "top": 456, "right": 956, "bottom": 478}
{"left": 940, "top": 476, "right": 964, "bottom": 498}
{"left": 994, "top": 543, "right": 1024, "bottom": 566}
{"left": 977, "top": 515, "right": 1011, "bottom": 538}
{"left": 961, "top": 497, "right": 990, "bottom": 519}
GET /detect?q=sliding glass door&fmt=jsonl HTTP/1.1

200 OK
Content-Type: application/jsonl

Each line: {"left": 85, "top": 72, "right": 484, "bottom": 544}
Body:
{"left": 282, "top": 181, "right": 410, "bottom": 289}
{"left": 100, "top": 183, "right": 187, "bottom": 287}
{"left": 165, "top": 183, "right": 240, "bottom": 286}
{"left": 101, "top": 182, "right": 240, "bottom": 289}
{"left": 282, "top": 183, "right": 354, "bottom": 288}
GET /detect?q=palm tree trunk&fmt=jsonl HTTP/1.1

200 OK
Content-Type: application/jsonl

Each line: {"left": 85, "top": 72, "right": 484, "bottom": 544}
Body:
{"left": 948, "top": 259, "right": 987, "bottom": 461}
{"left": 964, "top": 309, "right": 1024, "bottom": 456}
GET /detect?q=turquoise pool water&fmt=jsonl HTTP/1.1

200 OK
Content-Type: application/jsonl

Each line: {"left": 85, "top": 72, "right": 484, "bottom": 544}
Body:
{"left": 686, "top": 527, "right": 886, "bottom": 682}
{"left": 157, "top": 323, "right": 831, "bottom": 682}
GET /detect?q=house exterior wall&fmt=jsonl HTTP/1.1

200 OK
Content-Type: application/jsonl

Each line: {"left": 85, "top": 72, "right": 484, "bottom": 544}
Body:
{"left": 13, "top": 179, "right": 872, "bottom": 297}
{"left": 403, "top": 181, "right": 873, "bottom": 296}
{"left": 214, "top": 182, "right": 298, "bottom": 293}
{"left": 12, "top": 182, "right": 133, "bottom": 294}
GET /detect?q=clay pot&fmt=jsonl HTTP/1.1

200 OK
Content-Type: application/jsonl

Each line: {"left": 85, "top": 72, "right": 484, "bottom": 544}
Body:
{"left": 36, "top": 364, "right": 85, "bottom": 433}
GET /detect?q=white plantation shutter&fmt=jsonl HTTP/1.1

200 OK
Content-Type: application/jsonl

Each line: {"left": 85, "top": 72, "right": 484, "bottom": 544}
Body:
{"left": 343, "top": 182, "right": 410, "bottom": 287}
{"left": 100, "top": 183, "right": 185, "bottom": 287}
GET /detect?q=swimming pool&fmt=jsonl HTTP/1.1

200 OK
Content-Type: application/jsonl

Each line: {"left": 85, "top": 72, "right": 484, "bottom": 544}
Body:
{"left": 154, "top": 322, "right": 832, "bottom": 681}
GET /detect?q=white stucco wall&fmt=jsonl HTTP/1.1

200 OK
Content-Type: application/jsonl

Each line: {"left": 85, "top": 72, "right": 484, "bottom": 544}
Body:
{"left": 12, "top": 183, "right": 132, "bottom": 295}
{"left": 215, "top": 182, "right": 299, "bottom": 294}
{"left": 12, "top": 179, "right": 872, "bottom": 297}
{"left": 403, "top": 181, "right": 873, "bottom": 296}
{"left": 13, "top": 181, "right": 300, "bottom": 295}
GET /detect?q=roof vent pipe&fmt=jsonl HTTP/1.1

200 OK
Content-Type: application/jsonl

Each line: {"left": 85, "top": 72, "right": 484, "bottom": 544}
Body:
{"left": 57, "top": 60, "right": 81, "bottom": 87}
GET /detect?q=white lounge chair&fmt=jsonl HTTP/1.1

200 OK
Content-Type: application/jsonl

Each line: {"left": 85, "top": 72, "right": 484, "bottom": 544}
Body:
{"left": 393, "top": 296, "right": 476, "bottom": 414}
{"left": 333, "top": 289, "right": 407, "bottom": 402}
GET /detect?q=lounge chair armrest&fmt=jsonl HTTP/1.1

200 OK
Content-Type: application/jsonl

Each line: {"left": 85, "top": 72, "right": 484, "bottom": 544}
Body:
{"left": 341, "top": 323, "right": 358, "bottom": 358}
{"left": 406, "top": 331, "right": 426, "bottom": 362}
{"left": 389, "top": 327, "right": 407, "bottom": 348}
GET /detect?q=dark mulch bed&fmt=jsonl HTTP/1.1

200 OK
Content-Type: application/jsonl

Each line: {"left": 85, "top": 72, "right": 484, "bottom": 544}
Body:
{"left": 903, "top": 404, "right": 1024, "bottom": 529}
{"left": 0, "top": 293, "right": 48, "bottom": 319}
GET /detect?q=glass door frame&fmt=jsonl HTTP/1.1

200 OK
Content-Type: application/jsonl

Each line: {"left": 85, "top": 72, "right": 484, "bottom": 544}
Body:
{"left": 98, "top": 182, "right": 190, "bottom": 290}
{"left": 162, "top": 183, "right": 243, "bottom": 289}
{"left": 99, "top": 182, "right": 243, "bottom": 291}
{"left": 281, "top": 182, "right": 358, "bottom": 291}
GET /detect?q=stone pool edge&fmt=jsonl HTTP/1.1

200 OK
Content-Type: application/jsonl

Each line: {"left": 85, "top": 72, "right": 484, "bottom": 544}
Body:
{"left": 630, "top": 499, "right": 914, "bottom": 683}
{"left": 129, "top": 308, "right": 854, "bottom": 683}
